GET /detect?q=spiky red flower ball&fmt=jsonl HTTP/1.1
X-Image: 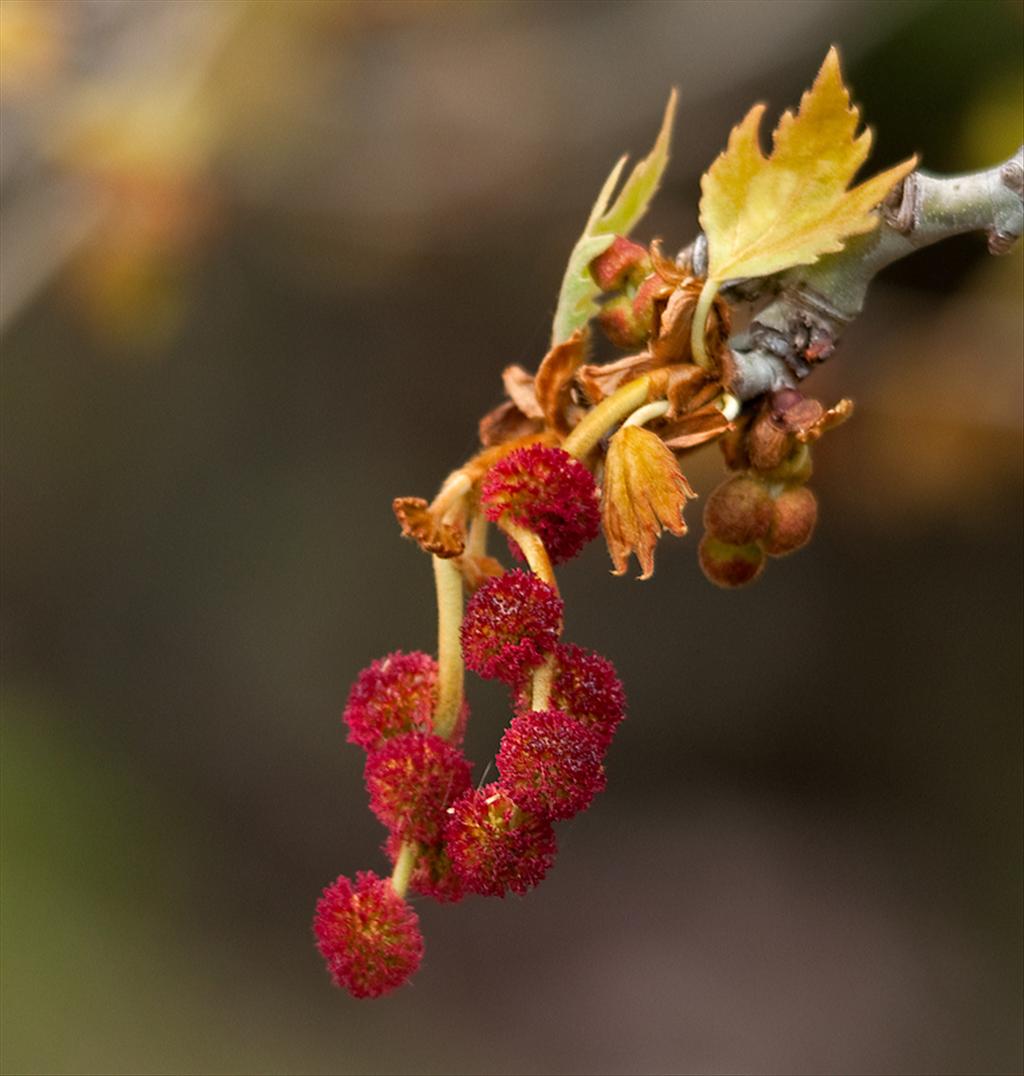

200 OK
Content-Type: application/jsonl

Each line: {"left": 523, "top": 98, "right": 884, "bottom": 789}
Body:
{"left": 313, "top": 871, "right": 423, "bottom": 998}
{"left": 365, "top": 732, "right": 472, "bottom": 844}
{"left": 384, "top": 834, "right": 466, "bottom": 904}
{"left": 527, "top": 643, "right": 626, "bottom": 750}
{"left": 496, "top": 708, "right": 606, "bottom": 820}
{"left": 444, "top": 782, "right": 557, "bottom": 897}
{"left": 461, "top": 570, "right": 563, "bottom": 685}
{"left": 343, "top": 651, "right": 467, "bottom": 751}
{"left": 481, "top": 444, "right": 600, "bottom": 564}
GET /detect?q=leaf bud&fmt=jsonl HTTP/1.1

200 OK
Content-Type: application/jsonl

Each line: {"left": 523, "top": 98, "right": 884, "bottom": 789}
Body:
{"left": 703, "top": 475, "right": 774, "bottom": 545}
{"left": 697, "top": 534, "right": 765, "bottom": 588}
{"left": 763, "top": 485, "right": 818, "bottom": 556}
{"left": 589, "top": 235, "right": 651, "bottom": 292}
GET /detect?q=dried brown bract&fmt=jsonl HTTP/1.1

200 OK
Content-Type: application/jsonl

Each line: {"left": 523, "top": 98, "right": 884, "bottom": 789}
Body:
{"left": 393, "top": 497, "right": 466, "bottom": 558}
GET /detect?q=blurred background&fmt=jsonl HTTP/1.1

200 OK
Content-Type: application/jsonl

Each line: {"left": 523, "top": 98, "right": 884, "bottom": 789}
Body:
{"left": 2, "top": 1, "right": 1021, "bottom": 1073}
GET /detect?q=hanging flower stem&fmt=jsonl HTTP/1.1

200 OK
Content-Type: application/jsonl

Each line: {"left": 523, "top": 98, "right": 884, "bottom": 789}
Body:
{"left": 389, "top": 839, "right": 418, "bottom": 899}
{"left": 431, "top": 555, "right": 465, "bottom": 741}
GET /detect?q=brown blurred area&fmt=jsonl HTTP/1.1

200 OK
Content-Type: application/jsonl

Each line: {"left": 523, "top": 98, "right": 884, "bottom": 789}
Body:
{"left": 2, "top": 2, "right": 1021, "bottom": 1074}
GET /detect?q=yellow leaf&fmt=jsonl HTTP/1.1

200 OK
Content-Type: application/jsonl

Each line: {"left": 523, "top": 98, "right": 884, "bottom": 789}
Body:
{"left": 691, "top": 47, "right": 917, "bottom": 366}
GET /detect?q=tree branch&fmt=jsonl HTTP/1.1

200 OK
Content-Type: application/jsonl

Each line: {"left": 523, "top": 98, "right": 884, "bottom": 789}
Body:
{"left": 700, "top": 147, "right": 1024, "bottom": 401}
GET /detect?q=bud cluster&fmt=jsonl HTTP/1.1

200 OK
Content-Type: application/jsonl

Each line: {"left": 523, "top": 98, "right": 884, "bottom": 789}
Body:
{"left": 699, "top": 390, "right": 822, "bottom": 587}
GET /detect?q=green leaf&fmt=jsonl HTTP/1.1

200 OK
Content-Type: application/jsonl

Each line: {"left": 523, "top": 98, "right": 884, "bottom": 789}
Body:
{"left": 551, "top": 89, "right": 678, "bottom": 346}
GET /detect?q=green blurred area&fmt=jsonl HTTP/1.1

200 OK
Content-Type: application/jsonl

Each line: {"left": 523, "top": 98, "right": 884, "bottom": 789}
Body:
{"left": 2, "top": 2, "right": 1021, "bottom": 1074}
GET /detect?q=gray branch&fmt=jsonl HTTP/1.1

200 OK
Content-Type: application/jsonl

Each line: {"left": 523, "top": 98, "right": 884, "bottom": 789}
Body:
{"left": 715, "top": 147, "right": 1024, "bottom": 401}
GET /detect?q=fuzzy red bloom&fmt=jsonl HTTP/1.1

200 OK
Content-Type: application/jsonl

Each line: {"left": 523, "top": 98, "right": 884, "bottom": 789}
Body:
{"left": 343, "top": 651, "right": 467, "bottom": 751}
{"left": 481, "top": 444, "right": 600, "bottom": 564}
{"left": 444, "top": 783, "right": 557, "bottom": 897}
{"left": 461, "top": 570, "right": 563, "bottom": 685}
{"left": 384, "top": 834, "right": 467, "bottom": 904}
{"left": 313, "top": 871, "right": 424, "bottom": 998}
{"left": 496, "top": 708, "right": 606, "bottom": 820}
{"left": 534, "top": 643, "right": 626, "bottom": 750}
{"left": 365, "top": 732, "right": 472, "bottom": 844}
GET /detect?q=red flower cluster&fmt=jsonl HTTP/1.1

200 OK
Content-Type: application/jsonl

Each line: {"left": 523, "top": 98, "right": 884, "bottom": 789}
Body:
{"left": 496, "top": 708, "right": 606, "bottom": 820}
{"left": 318, "top": 445, "right": 627, "bottom": 996}
{"left": 365, "top": 732, "right": 472, "bottom": 844}
{"left": 443, "top": 783, "right": 557, "bottom": 897}
{"left": 313, "top": 871, "right": 424, "bottom": 998}
{"left": 481, "top": 444, "right": 601, "bottom": 564}
{"left": 460, "top": 569, "right": 563, "bottom": 684}
{"left": 344, "top": 651, "right": 446, "bottom": 750}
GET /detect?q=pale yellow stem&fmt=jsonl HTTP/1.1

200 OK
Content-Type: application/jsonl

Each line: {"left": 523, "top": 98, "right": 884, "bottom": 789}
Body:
{"left": 561, "top": 375, "right": 652, "bottom": 460}
{"left": 432, "top": 470, "right": 473, "bottom": 524}
{"left": 622, "top": 399, "right": 670, "bottom": 428}
{"left": 496, "top": 518, "right": 561, "bottom": 712}
{"left": 390, "top": 839, "right": 418, "bottom": 898}
{"left": 531, "top": 654, "right": 556, "bottom": 710}
{"left": 690, "top": 278, "right": 719, "bottom": 370}
{"left": 431, "top": 555, "right": 465, "bottom": 741}
{"left": 499, "top": 518, "right": 557, "bottom": 590}
{"left": 466, "top": 512, "right": 489, "bottom": 558}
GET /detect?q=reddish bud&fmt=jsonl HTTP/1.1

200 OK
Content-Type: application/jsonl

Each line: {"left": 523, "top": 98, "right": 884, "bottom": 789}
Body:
{"left": 313, "top": 871, "right": 423, "bottom": 998}
{"left": 597, "top": 294, "right": 647, "bottom": 349}
{"left": 497, "top": 709, "right": 606, "bottom": 820}
{"left": 365, "top": 732, "right": 472, "bottom": 845}
{"left": 763, "top": 485, "right": 818, "bottom": 556}
{"left": 444, "top": 783, "right": 557, "bottom": 897}
{"left": 481, "top": 444, "right": 600, "bottom": 565}
{"left": 589, "top": 235, "right": 651, "bottom": 291}
{"left": 698, "top": 534, "right": 765, "bottom": 588}
{"left": 384, "top": 834, "right": 466, "bottom": 904}
{"left": 703, "top": 475, "right": 774, "bottom": 545}
{"left": 343, "top": 651, "right": 467, "bottom": 751}
{"left": 461, "top": 570, "right": 563, "bottom": 685}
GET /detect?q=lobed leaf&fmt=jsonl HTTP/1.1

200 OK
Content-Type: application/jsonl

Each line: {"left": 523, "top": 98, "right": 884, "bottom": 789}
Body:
{"left": 700, "top": 46, "right": 917, "bottom": 286}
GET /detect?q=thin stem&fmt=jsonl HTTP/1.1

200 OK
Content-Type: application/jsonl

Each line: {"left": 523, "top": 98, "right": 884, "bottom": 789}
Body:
{"left": 466, "top": 512, "right": 489, "bottom": 559}
{"left": 690, "top": 277, "right": 718, "bottom": 370}
{"left": 431, "top": 471, "right": 473, "bottom": 524}
{"left": 496, "top": 518, "right": 560, "bottom": 712}
{"left": 531, "top": 654, "right": 556, "bottom": 710}
{"left": 622, "top": 400, "right": 670, "bottom": 428}
{"left": 562, "top": 375, "right": 651, "bottom": 460}
{"left": 431, "top": 555, "right": 465, "bottom": 741}
{"left": 390, "top": 839, "right": 418, "bottom": 898}
{"left": 499, "top": 518, "right": 557, "bottom": 589}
